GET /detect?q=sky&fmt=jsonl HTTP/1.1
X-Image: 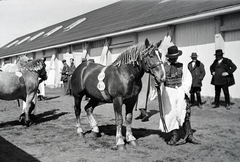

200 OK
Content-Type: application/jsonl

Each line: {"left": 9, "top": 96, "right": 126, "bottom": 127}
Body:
{"left": 0, "top": 0, "right": 120, "bottom": 48}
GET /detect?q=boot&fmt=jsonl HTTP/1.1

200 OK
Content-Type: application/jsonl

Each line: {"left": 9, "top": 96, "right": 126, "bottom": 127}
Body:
{"left": 190, "top": 93, "right": 195, "bottom": 106}
{"left": 225, "top": 94, "right": 231, "bottom": 110}
{"left": 212, "top": 95, "right": 220, "bottom": 108}
{"left": 196, "top": 92, "right": 203, "bottom": 109}
{"left": 167, "top": 130, "right": 179, "bottom": 146}
{"left": 135, "top": 108, "right": 149, "bottom": 122}
{"left": 178, "top": 120, "right": 200, "bottom": 145}
{"left": 187, "top": 134, "right": 201, "bottom": 145}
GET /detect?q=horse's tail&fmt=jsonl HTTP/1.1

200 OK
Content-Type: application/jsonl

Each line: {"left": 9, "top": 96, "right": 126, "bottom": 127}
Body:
{"left": 17, "top": 99, "right": 20, "bottom": 107}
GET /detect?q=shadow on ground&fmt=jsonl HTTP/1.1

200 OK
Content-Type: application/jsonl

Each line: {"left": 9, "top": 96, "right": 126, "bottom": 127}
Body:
{"left": 0, "top": 136, "right": 40, "bottom": 162}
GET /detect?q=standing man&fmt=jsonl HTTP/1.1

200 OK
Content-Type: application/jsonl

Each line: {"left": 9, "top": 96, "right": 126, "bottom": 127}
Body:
{"left": 67, "top": 58, "right": 76, "bottom": 95}
{"left": 210, "top": 49, "right": 237, "bottom": 109}
{"left": 188, "top": 52, "right": 206, "bottom": 109}
{"left": 159, "top": 45, "right": 201, "bottom": 146}
{"left": 61, "top": 59, "right": 69, "bottom": 95}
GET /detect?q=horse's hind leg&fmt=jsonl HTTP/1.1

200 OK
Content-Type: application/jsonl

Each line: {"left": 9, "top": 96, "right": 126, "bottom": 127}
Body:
{"left": 74, "top": 96, "right": 84, "bottom": 137}
{"left": 85, "top": 99, "right": 99, "bottom": 137}
{"left": 125, "top": 99, "right": 138, "bottom": 147}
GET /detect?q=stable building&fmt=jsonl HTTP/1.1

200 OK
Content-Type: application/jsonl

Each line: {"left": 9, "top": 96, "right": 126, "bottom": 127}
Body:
{"left": 0, "top": 0, "right": 240, "bottom": 98}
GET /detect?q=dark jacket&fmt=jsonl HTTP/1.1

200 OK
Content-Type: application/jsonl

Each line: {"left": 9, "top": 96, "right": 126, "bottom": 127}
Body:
{"left": 68, "top": 63, "right": 76, "bottom": 76}
{"left": 188, "top": 60, "right": 205, "bottom": 87}
{"left": 210, "top": 57, "right": 237, "bottom": 86}
{"left": 61, "top": 63, "right": 69, "bottom": 82}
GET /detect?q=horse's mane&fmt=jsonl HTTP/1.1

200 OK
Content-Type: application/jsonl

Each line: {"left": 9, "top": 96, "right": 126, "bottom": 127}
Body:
{"left": 111, "top": 44, "right": 146, "bottom": 67}
{"left": 22, "top": 59, "right": 44, "bottom": 71}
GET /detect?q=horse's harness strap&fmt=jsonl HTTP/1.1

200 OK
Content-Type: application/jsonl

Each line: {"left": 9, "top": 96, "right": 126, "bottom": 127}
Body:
{"left": 97, "top": 67, "right": 111, "bottom": 102}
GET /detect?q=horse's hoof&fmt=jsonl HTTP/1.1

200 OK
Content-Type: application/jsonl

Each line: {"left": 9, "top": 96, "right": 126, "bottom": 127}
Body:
{"left": 91, "top": 131, "right": 100, "bottom": 138}
{"left": 25, "top": 121, "right": 32, "bottom": 127}
{"left": 78, "top": 132, "right": 85, "bottom": 137}
{"left": 129, "top": 140, "right": 138, "bottom": 147}
{"left": 19, "top": 115, "right": 25, "bottom": 125}
{"left": 117, "top": 144, "right": 126, "bottom": 151}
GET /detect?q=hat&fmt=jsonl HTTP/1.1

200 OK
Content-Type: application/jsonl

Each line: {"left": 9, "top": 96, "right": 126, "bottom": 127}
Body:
{"left": 82, "top": 58, "right": 87, "bottom": 62}
{"left": 166, "top": 46, "right": 182, "bottom": 58}
{"left": 190, "top": 52, "right": 198, "bottom": 58}
{"left": 62, "top": 59, "right": 66, "bottom": 63}
{"left": 214, "top": 49, "right": 224, "bottom": 56}
{"left": 88, "top": 59, "right": 95, "bottom": 63}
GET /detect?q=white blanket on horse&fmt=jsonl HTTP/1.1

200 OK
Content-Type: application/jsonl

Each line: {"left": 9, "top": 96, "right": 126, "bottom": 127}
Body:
{"left": 159, "top": 65, "right": 192, "bottom": 132}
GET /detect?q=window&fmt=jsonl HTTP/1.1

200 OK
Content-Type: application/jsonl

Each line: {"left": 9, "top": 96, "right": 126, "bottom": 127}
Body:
{"left": 17, "top": 36, "right": 30, "bottom": 45}
{"left": 5, "top": 40, "right": 19, "bottom": 48}
{"left": 43, "top": 26, "right": 62, "bottom": 37}
{"left": 64, "top": 18, "right": 86, "bottom": 31}
{"left": 29, "top": 31, "right": 45, "bottom": 41}
{"left": 159, "top": 0, "right": 171, "bottom": 3}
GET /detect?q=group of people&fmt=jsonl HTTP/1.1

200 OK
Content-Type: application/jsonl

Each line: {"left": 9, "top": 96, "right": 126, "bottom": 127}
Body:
{"left": 136, "top": 45, "right": 237, "bottom": 146}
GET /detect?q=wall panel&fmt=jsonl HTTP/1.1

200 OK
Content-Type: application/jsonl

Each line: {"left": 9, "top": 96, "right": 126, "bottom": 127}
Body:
{"left": 176, "top": 18, "right": 215, "bottom": 47}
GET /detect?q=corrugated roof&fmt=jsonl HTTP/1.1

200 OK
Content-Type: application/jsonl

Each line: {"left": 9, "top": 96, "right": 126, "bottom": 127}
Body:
{"left": 1, "top": 0, "right": 240, "bottom": 58}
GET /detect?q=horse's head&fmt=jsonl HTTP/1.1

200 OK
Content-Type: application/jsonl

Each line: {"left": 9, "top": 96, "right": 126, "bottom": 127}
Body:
{"left": 24, "top": 58, "right": 48, "bottom": 82}
{"left": 141, "top": 39, "right": 166, "bottom": 85}
{"left": 16, "top": 55, "right": 31, "bottom": 67}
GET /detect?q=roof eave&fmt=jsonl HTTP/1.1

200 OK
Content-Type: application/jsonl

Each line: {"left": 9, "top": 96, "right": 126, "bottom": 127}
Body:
{"left": 2, "top": 5, "right": 240, "bottom": 59}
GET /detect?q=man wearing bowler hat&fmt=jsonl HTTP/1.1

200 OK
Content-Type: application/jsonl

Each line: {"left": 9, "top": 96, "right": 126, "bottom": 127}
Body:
{"left": 159, "top": 45, "right": 201, "bottom": 145}
{"left": 188, "top": 52, "right": 206, "bottom": 108}
{"left": 210, "top": 49, "right": 237, "bottom": 109}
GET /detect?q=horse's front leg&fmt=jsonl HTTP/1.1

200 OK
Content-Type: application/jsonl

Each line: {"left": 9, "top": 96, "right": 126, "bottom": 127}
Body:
{"left": 23, "top": 93, "right": 36, "bottom": 126}
{"left": 125, "top": 99, "right": 138, "bottom": 147}
{"left": 85, "top": 99, "right": 99, "bottom": 137}
{"left": 21, "top": 94, "right": 37, "bottom": 118}
{"left": 113, "top": 97, "right": 125, "bottom": 150}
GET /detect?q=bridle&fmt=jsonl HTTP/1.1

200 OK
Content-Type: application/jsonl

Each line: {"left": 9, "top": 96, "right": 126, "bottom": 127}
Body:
{"left": 141, "top": 45, "right": 163, "bottom": 73}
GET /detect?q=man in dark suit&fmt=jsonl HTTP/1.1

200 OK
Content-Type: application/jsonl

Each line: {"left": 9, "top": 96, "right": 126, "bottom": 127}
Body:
{"left": 188, "top": 52, "right": 205, "bottom": 109}
{"left": 61, "top": 59, "right": 69, "bottom": 95}
{"left": 210, "top": 49, "right": 237, "bottom": 109}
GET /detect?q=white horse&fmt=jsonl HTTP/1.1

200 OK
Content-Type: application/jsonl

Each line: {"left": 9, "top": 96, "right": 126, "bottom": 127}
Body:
{"left": 1, "top": 55, "right": 38, "bottom": 115}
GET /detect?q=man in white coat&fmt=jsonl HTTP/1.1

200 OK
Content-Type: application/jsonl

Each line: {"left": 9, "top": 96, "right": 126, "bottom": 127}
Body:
{"left": 159, "top": 45, "right": 201, "bottom": 146}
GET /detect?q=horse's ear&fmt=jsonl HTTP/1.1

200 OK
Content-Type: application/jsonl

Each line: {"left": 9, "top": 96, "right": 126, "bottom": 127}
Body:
{"left": 145, "top": 38, "right": 150, "bottom": 48}
{"left": 156, "top": 40, "right": 162, "bottom": 48}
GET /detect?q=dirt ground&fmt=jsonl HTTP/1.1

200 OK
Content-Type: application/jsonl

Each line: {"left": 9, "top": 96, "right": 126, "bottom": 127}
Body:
{"left": 0, "top": 87, "right": 240, "bottom": 162}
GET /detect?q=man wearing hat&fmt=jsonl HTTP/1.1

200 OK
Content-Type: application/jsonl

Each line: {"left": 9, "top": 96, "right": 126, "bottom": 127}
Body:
{"left": 66, "top": 58, "right": 76, "bottom": 95}
{"left": 210, "top": 49, "right": 237, "bottom": 109}
{"left": 159, "top": 45, "right": 200, "bottom": 146}
{"left": 61, "top": 59, "right": 69, "bottom": 95}
{"left": 188, "top": 52, "right": 206, "bottom": 108}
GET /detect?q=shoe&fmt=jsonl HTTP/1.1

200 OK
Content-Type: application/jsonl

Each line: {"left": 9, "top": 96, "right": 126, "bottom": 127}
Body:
{"left": 211, "top": 102, "right": 216, "bottom": 105}
{"left": 226, "top": 104, "right": 231, "bottom": 110}
{"left": 187, "top": 135, "right": 201, "bottom": 145}
{"left": 141, "top": 113, "right": 149, "bottom": 122}
{"left": 213, "top": 104, "right": 219, "bottom": 108}
{"left": 135, "top": 114, "right": 143, "bottom": 120}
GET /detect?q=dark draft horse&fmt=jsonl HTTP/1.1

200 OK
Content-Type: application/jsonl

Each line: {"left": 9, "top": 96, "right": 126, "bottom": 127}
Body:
{"left": 71, "top": 39, "right": 165, "bottom": 150}
{"left": 0, "top": 58, "right": 47, "bottom": 126}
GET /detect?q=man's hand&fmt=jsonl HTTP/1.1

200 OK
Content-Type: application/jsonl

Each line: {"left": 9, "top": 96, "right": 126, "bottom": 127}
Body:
{"left": 212, "top": 72, "right": 215, "bottom": 76}
{"left": 222, "top": 72, "right": 228, "bottom": 76}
